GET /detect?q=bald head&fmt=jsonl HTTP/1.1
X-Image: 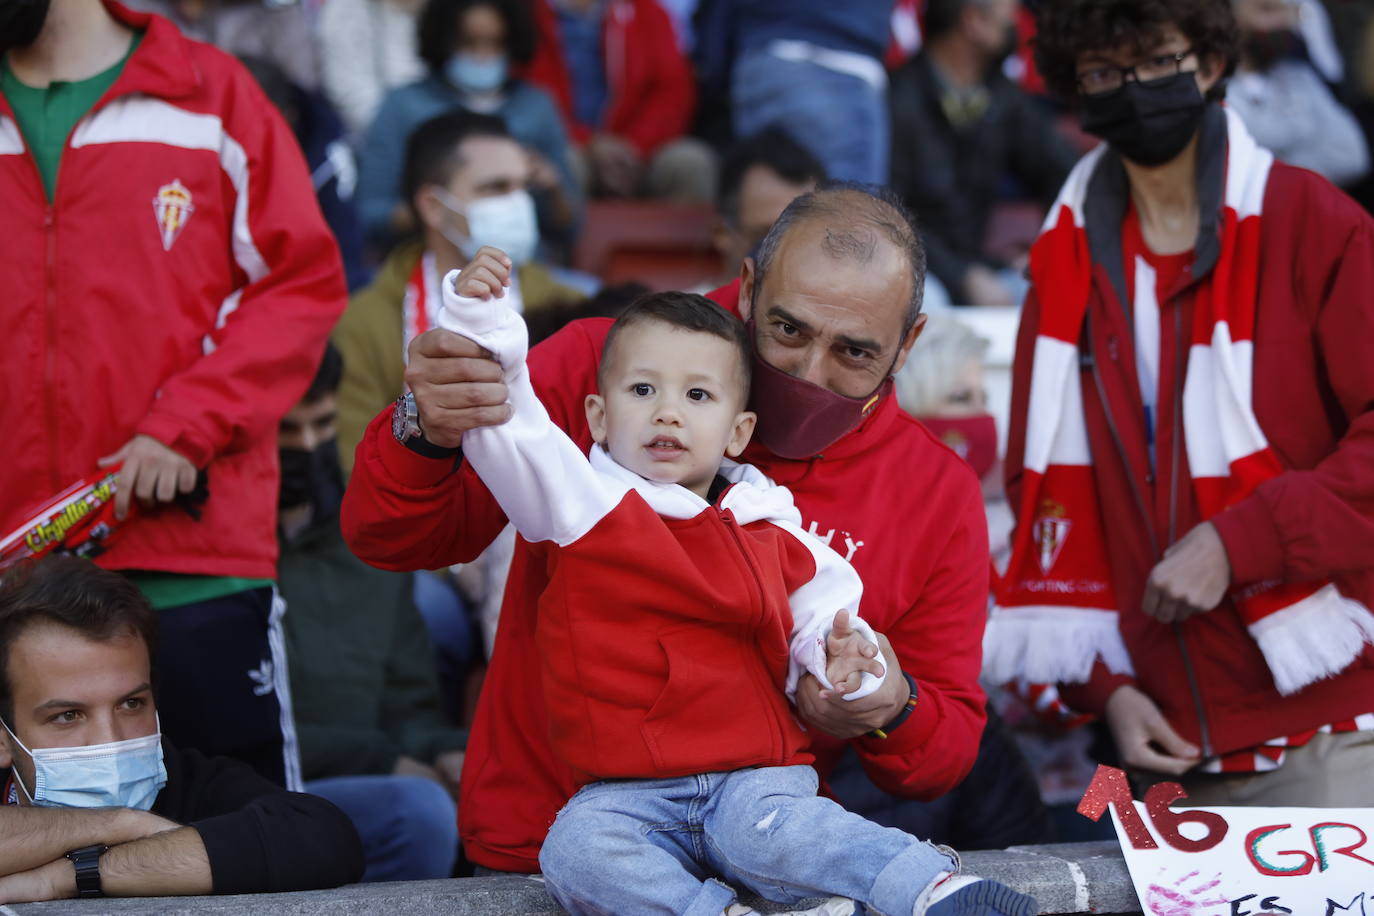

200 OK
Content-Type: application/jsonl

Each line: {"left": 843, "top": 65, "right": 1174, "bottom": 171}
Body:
{"left": 753, "top": 183, "right": 927, "bottom": 334}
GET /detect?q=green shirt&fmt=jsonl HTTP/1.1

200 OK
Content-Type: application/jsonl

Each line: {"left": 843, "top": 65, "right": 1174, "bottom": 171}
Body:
{"left": 0, "top": 32, "right": 142, "bottom": 200}
{"left": 126, "top": 573, "right": 277, "bottom": 611}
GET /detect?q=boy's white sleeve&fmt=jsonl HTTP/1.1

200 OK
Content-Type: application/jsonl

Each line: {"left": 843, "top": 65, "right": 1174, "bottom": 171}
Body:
{"left": 770, "top": 520, "right": 888, "bottom": 704}
{"left": 436, "top": 271, "right": 622, "bottom": 546}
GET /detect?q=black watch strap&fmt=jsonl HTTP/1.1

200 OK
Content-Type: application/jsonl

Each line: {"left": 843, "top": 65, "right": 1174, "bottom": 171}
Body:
{"left": 66, "top": 844, "right": 108, "bottom": 898}
{"left": 404, "top": 434, "right": 462, "bottom": 460}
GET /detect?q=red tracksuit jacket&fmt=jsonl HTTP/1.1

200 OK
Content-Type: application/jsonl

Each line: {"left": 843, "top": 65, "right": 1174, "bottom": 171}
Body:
{"left": 0, "top": 1, "right": 346, "bottom": 578}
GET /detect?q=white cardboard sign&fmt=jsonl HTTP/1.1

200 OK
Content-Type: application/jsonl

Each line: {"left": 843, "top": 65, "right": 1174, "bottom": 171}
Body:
{"left": 1081, "top": 766, "right": 1374, "bottom": 916}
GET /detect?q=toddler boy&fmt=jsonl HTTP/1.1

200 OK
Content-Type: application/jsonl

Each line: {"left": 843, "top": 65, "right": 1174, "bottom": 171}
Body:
{"left": 442, "top": 248, "right": 1036, "bottom": 916}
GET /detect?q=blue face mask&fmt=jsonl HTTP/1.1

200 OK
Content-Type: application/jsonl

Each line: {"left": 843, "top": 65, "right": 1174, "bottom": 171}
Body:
{"left": 445, "top": 53, "right": 508, "bottom": 94}
{"left": 3, "top": 718, "right": 168, "bottom": 811}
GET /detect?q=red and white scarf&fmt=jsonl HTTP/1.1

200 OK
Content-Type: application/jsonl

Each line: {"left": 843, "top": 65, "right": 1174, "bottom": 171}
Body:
{"left": 985, "top": 108, "right": 1374, "bottom": 696}
{"left": 401, "top": 251, "right": 442, "bottom": 363}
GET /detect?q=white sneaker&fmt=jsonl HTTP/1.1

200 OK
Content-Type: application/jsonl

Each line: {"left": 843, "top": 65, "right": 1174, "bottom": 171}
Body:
{"left": 724, "top": 905, "right": 757, "bottom": 916}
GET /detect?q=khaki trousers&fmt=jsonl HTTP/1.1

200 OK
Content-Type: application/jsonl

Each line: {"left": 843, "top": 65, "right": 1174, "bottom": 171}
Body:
{"left": 1170, "top": 730, "right": 1374, "bottom": 807}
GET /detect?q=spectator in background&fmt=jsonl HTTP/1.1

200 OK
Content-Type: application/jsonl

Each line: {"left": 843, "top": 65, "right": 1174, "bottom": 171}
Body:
{"left": 338, "top": 111, "right": 585, "bottom": 473}
{"left": 0, "top": 0, "right": 345, "bottom": 788}
{"left": 277, "top": 347, "right": 464, "bottom": 883}
{"left": 710, "top": 126, "right": 826, "bottom": 288}
{"left": 890, "top": 0, "right": 1077, "bottom": 306}
{"left": 0, "top": 557, "right": 362, "bottom": 903}
{"left": 1226, "top": 0, "right": 1369, "bottom": 187}
{"left": 240, "top": 55, "right": 370, "bottom": 291}
{"left": 356, "top": 0, "right": 579, "bottom": 252}
{"left": 122, "top": 0, "right": 321, "bottom": 92}
{"left": 318, "top": 0, "right": 427, "bottom": 138}
{"left": 997, "top": 0, "right": 1374, "bottom": 805}
{"left": 525, "top": 0, "right": 714, "bottom": 201}
{"left": 720, "top": 0, "right": 894, "bottom": 185}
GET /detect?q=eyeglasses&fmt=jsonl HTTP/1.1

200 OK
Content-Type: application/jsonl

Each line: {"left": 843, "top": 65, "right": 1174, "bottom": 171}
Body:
{"left": 1076, "top": 49, "right": 1196, "bottom": 96}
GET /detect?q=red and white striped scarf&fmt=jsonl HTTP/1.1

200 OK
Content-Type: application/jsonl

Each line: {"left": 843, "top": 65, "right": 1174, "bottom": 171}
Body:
{"left": 985, "top": 108, "right": 1374, "bottom": 696}
{"left": 401, "top": 251, "right": 442, "bottom": 363}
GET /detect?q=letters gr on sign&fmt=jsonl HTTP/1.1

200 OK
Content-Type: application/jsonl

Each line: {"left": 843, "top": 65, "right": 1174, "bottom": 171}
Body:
{"left": 1078, "top": 765, "right": 1374, "bottom": 916}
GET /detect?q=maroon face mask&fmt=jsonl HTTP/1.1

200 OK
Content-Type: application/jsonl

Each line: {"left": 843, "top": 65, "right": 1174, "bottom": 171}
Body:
{"left": 918, "top": 414, "right": 998, "bottom": 479}
{"left": 747, "top": 339, "right": 895, "bottom": 460}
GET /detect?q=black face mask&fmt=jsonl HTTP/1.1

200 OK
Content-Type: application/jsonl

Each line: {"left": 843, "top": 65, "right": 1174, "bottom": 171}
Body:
{"left": 1079, "top": 71, "right": 1207, "bottom": 167}
{"left": 1244, "top": 29, "right": 1303, "bottom": 72}
{"left": 278, "top": 439, "right": 343, "bottom": 515}
{"left": 0, "top": 0, "right": 51, "bottom": 55}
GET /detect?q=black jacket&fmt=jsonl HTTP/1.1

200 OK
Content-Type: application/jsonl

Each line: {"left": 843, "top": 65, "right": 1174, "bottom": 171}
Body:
{"left": 6, "top": 738, "right": 363, "bottom": 895}
{"left": 889, "top": 52, "right": 1077, "bottom": 301}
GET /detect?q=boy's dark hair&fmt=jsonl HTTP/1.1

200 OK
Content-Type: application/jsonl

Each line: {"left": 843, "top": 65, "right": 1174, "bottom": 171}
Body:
{"left": 303, "top": 342, "right": 343, "bottom": 404}
{"left": 0, "top": 557, "right": 158, "bottom": 722}
{"left": 755, "top": 182, "right": 926, "bottom": 335}
{"left": 1034, "top": 0, "right": 1238, "bottom": 103}
{"left": 717, "top": 127, "right": 827, "bottom": 225}
{"left": 402, "top": 110, "right": 512, "bottom": 225}
{"left": 418, "top": 0, "right": 535, "bottom": 75}
{"left": 599, "top": 292, "right": 753, "bottom": 402}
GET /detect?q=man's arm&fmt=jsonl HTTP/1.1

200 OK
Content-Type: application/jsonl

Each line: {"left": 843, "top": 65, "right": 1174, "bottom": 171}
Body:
{"left": 794, "top": 482, "right": 991, "bottom": 799}
{"left": 0, "top": 806, "right": 176, "bottom": 877}
{"left": 341, "top": 311, "right": 609, "bottom": 571}
{"left": 437, "top": 251, "right": 624, "bottom": 545}
{"left": 0, "top": 826, "right": 209, "bottom": 904}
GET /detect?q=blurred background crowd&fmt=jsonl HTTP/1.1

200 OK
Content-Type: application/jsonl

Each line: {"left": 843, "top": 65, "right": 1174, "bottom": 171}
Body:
{"left": 7, "top": 0, "right": 1374, "bottom": 888}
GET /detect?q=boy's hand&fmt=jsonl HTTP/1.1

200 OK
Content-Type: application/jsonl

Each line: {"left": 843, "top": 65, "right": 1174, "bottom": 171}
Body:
{"left": 819, "top": 610, "right": 884, "bottom": 699}
{"left": 453, "top": 247, "right": 513, "bottom": 300}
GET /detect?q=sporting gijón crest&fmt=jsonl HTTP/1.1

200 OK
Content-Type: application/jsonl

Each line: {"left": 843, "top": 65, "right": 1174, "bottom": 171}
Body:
{"left": 152, "top": 179, "right": 194, "bottom": 251}
{"left": 1032, "top": 499, "right": 1071, "bottom": 575}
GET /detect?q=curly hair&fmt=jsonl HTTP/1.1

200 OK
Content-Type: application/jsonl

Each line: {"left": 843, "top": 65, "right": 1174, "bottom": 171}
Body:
{"left": 1033, "top": 0, "right": 1239, "bottom": 103}
{"left": 417, "top": 0, "right": 536, "bottom": 76}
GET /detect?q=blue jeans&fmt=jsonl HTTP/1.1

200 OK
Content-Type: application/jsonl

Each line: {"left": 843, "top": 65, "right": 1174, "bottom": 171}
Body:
{"left": 732, "top": 48, "right": 889, "bottom": 185}
{"left": 539, "top": 765, "right": 954, "bottom": 916}
{"left": 308, "top": 775, "right": 458, "bottom": 882}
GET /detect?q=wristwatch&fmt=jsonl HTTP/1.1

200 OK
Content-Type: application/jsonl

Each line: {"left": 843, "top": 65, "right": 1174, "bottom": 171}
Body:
{"left": 65, "top": 844, "right": 108, "bottom": 898}
{"left": 867, "top": 671, "right": 919, "bottom": 740}
{"left": 392, "top": 392, "right": 460, "bottom": 459}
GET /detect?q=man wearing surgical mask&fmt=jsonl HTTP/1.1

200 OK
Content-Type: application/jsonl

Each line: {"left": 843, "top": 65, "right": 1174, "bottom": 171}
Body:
{"left": 335, "top": 110, "right": 586, "bottom": 471}
{"left": 0, "top": 557, "right": 362, "bottom": 904}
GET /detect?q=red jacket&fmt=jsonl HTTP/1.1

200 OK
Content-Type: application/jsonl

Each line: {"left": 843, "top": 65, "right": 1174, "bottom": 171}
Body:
{"left": 1006, "top": 158, "right": 1374, "bottom": 757}
{"left": 0, "top": 2, "right": 346, "bottom": 578}
{"left": 343, "top": 292, "right": 990, "bottom": 871}
{"left": 534, "top": 487, "right": 820, "bottom": 783}
{"left": 523, "top": 0, "right": 695, "bottom": 155}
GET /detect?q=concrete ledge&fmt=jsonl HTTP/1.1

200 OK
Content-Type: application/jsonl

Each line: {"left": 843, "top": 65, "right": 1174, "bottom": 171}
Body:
{"left": 1, "top": 841, "right": 1140, "bottom": 915}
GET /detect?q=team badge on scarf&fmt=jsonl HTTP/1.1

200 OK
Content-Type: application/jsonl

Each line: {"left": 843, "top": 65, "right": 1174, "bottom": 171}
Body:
{"left": 985, "top": 108, "right": 1374, "bottom": 696}
{"left": 152, "top": 179, "right": 194, "bottom": 251}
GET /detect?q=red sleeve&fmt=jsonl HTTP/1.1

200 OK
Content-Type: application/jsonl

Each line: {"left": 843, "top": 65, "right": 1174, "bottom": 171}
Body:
{"left": 1212, "top": 192, "right": 1374, "bottom": 586}
{"left": 136, "top": 64, "right": 346, "bottom": 465}
{"left": 610, "top": 2, "right": 695, "bottom": 157}
{"left": 340, "top": 318, "right": 610, "bottom": 570}
{"left": 852, "top": 479, "right": 990, "bottom": 800}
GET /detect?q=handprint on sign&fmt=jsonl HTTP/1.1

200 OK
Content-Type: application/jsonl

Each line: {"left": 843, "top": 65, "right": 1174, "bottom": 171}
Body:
{"left": 1144, "top": 870, "right": 1228, "bottom": 916}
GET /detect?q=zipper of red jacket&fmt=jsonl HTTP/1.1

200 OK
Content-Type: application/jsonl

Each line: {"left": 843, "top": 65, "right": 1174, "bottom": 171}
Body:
{"left": 720, "top": 510, "right": 786, "bottom": 762}
{"left": 42, "top": 178, "right": 60, "bottom": 495}
{"left": 1167, "top": 299, "right": 1213, "bottom": 758}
